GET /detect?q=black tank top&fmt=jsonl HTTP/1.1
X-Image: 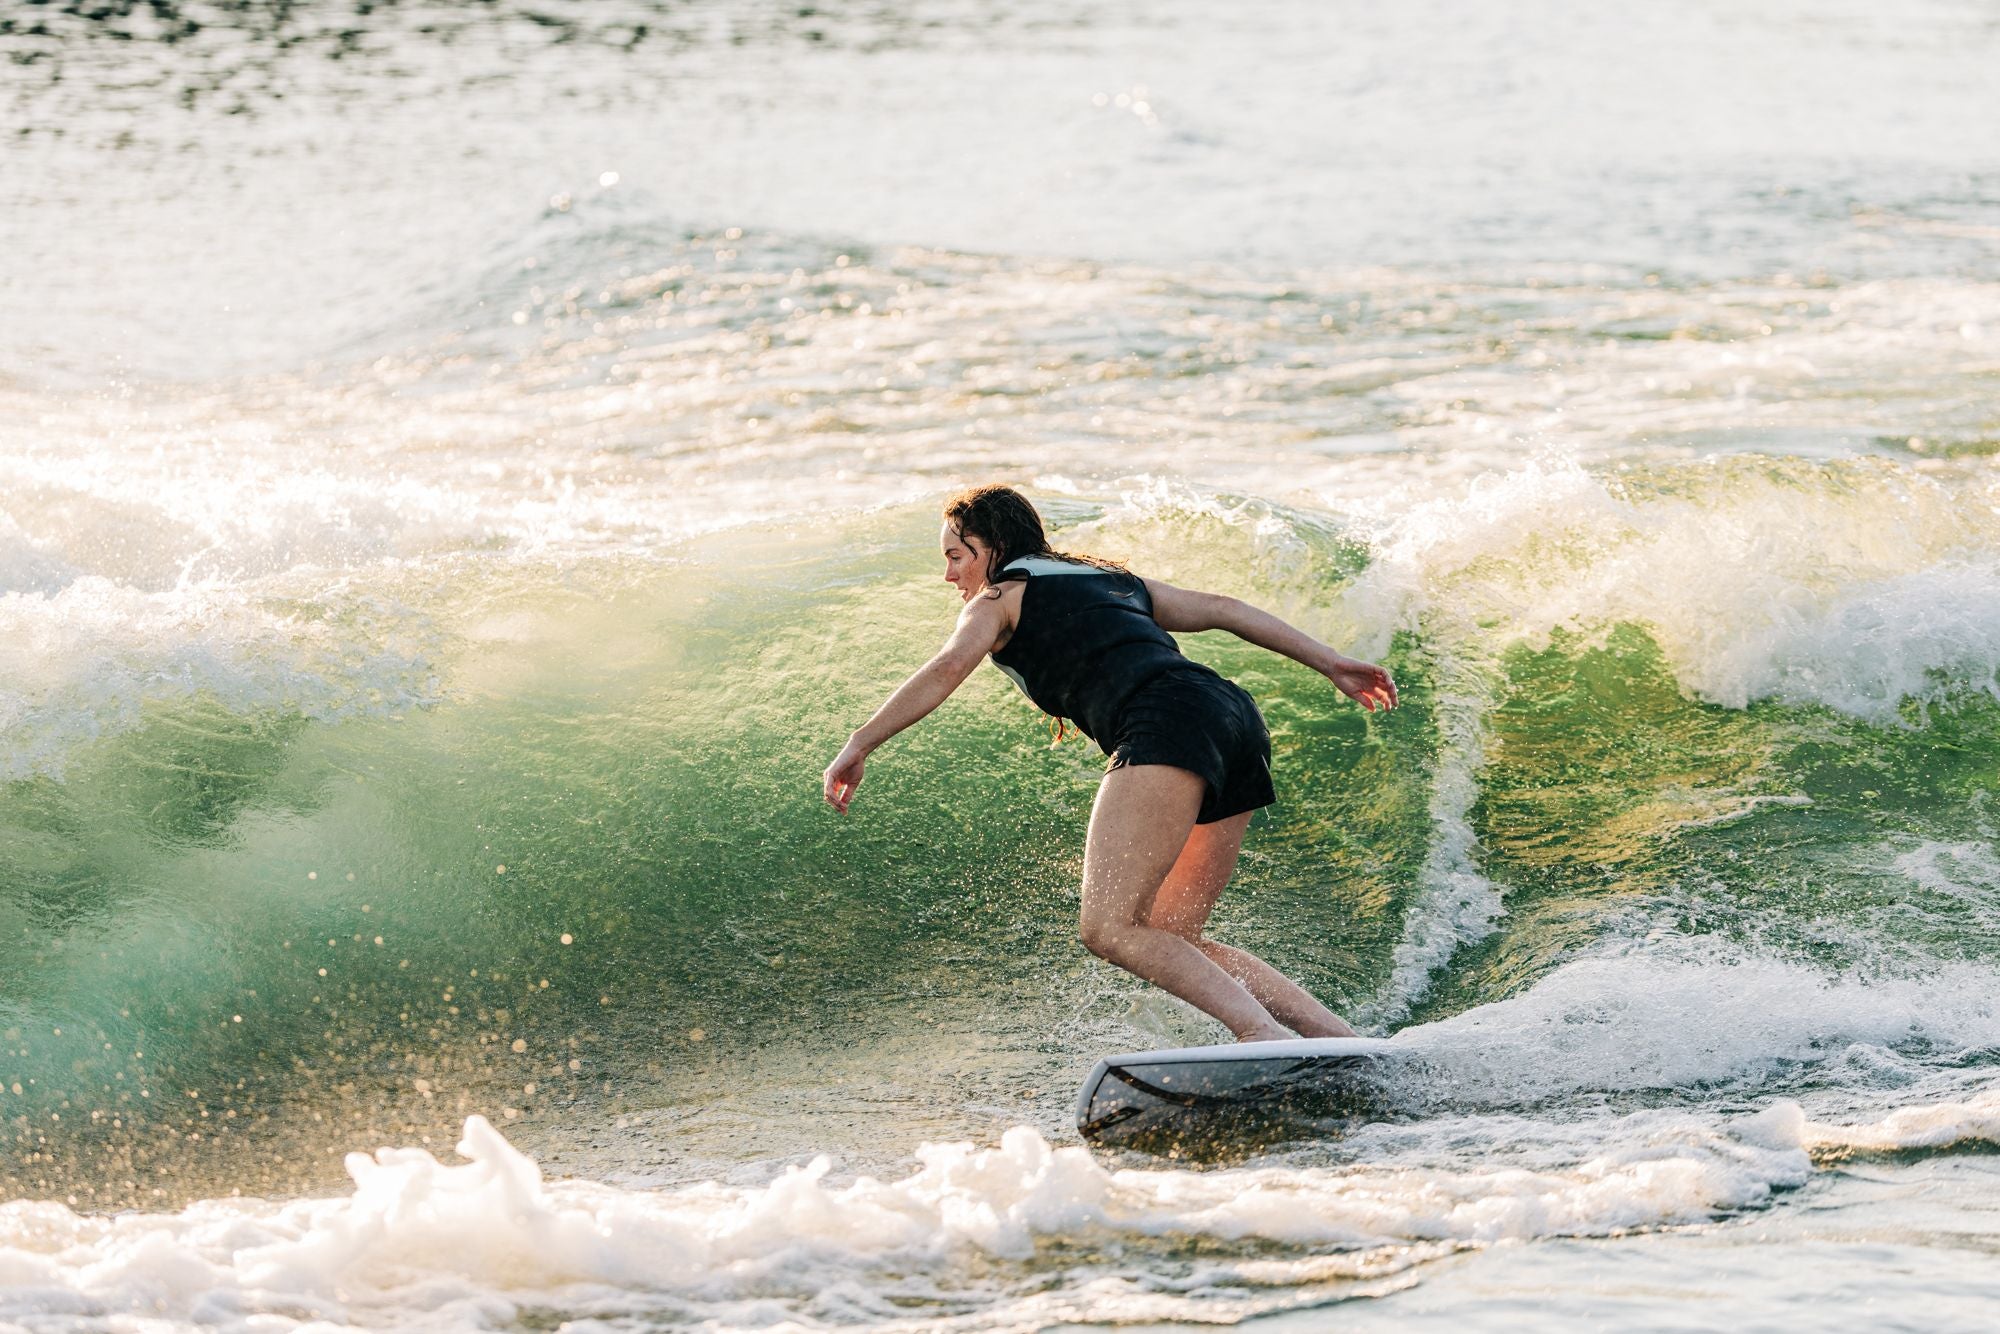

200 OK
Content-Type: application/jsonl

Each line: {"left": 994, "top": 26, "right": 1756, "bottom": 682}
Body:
{"left": 988, "top": 555, "right": 1203, "bottom": 746}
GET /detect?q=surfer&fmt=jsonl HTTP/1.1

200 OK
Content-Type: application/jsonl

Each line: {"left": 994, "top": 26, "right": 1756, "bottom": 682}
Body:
{"left": 822, "top": 485, "right": 1398, "bottom": 1043}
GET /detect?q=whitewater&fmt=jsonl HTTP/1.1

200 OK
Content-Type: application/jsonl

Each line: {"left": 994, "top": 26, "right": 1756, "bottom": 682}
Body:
{"left": 5, "top": 1, "right": 2000, "bottom": 1329}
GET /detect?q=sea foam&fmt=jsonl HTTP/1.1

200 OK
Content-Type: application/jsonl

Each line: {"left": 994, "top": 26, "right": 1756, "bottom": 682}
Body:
{"left": 1393, "top": 947, "right": 2000, "bottom": 1109}
{"left": 0, "top": 1108, "right": 1817, "bottom": 1332}
{"left": 1342, "top": 455, "right": 2000, "bottom": 725}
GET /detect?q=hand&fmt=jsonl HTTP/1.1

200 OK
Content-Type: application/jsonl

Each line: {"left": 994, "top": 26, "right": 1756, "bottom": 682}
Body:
{"left": 1326, "top": 658, "right": 1398, "bottom": 712}
{"left": 823, "top": 739, "right": 868, "bottom": 813}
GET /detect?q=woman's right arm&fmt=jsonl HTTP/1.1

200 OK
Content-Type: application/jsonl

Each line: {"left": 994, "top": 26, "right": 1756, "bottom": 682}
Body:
{"left": 822, "top": 591, "right": 1011, "bottom": 812}
{"left": 1143, "top": 578, "right": 1398, "bottom": 712}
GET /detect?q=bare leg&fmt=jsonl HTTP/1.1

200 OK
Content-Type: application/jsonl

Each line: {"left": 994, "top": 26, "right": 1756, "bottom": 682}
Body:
{"left": 1197, "top": 941, "right": 1358, "bottom": 1037}
{"left": 1146, "top": 812, "right": 1359, "bottom": 1038}
{"left": 1078, "top": 764, "right": 1290, "bottom": 1042}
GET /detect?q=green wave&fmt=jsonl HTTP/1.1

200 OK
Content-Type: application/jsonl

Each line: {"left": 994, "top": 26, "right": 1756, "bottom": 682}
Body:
{"left": 5, "top": 493, "right": 1997, "bottom": 1205}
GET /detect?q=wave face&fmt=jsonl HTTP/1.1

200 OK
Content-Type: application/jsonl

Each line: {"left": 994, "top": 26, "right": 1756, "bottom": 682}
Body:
{"left": 6, "top": 1, "right": 2000, "bottom": 1329}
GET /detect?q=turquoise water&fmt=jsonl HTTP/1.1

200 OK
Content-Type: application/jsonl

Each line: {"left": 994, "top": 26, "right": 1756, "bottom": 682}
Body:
{"left": 4, "top": 2, "right": 2000, "bottom": 1329}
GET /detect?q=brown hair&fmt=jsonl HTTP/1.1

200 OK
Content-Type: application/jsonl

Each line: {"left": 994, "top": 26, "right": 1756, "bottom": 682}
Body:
{"left": 940, "top": 484, "right": 1125, "bottom": 584}
{"left": 942, "top": 485, "right": 1124, "bottom": 747}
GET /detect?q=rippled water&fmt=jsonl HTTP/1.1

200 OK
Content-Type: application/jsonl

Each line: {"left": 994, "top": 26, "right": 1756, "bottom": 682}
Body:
{"left": 4, "top": 2, "right": 2000, "bottom": 1330}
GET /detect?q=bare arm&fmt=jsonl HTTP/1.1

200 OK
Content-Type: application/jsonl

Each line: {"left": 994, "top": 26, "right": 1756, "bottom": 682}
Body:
{"left": 1144, "top": 578, "right": 1398, "bottom": 711}
{"left": 822, "top": 591, "right": 1010, "bottom": 811}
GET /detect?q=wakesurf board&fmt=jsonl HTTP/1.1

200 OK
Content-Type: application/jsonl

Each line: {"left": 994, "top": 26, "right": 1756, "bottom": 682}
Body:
{"left": 1075, "top": 1036, "right": 1400, "bottom": 1155}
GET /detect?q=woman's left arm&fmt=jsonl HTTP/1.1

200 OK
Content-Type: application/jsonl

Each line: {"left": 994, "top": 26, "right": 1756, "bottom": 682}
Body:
{"left": 1144, "top": 579, "right": 1398, "bottom": 712}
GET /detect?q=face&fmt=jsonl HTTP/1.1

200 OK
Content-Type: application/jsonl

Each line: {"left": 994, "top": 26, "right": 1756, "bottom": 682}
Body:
{"left": 940, "top": 523, "right": 992, "bottom": 602}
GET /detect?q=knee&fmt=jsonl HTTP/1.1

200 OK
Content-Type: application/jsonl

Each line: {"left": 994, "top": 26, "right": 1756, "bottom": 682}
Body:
{"left": 1078, "top": 918, "right": 1124, "bottom": 961}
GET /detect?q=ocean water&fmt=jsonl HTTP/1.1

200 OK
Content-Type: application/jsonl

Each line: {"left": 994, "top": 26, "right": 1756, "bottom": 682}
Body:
{"left": 4, "top": 1, "right": 2000, "bottom": 1329}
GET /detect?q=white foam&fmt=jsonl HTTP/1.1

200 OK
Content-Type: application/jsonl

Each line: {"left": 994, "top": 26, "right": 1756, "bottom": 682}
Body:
{"left": 1718, "top": 559, "right": 2000, "bottom": 720}
{"left": 1892, "top": 840, "right": 2000, "bottom": 902}
{"left": 0, "top": 575, "right": 441, "bottom": 781}
{"left": 1394, "top": 948, "right": 2000, "bottom": 1106}
{"left": 1361, "top": 662, "right": 1507, "bottom": 1027}
{"left": 0, "top": 1110, "right": 1814, "bottom": 1332}
{"left": 1670, "top": 793, "right": 1815, "bottom": 830}
{"left": 1807, "top": 1088, "right": 2000, "bottom": 1152}
{"left": 1340, "top": 454, "right": 2000, "bottom": 725}
{"left": 0, "top": 509, "right": 77, "bottom": 598}
{"left": 1309, "top": 451, "right": 2000, "bottom": 1013}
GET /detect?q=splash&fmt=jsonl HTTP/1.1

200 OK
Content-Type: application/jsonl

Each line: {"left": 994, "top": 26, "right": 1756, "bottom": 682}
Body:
{"left": 1395, "top": 947, "right": 2000, "bottom": 1107}
{"left": 1807, "top": 1089, "right": 2000, "bottom": 1153}
{"left": 0, "top": 1109, "right": 1816, "bottom": 1331}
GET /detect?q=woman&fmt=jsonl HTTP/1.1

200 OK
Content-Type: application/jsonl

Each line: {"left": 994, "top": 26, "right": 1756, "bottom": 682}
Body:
{"left": 821, "top": 485, "right": 1398, "bottom": 1043}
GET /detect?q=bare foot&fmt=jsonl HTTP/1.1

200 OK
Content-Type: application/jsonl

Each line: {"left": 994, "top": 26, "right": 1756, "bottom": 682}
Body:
{"left": 1235, "top": 1024, "right": 1294, "bottom": 1043}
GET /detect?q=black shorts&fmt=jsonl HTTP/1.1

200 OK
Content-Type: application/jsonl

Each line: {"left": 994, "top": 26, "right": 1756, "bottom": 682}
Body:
{"left": 1104, "top": 668, "right": 1276, "bottom": 824}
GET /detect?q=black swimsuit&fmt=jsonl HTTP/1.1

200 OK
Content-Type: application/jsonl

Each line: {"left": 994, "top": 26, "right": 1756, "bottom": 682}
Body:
{"left": 989, "top": 556, "right": 1276, "bottom": 824}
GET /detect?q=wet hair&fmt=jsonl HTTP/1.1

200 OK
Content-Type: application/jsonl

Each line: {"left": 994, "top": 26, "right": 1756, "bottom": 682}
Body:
{"left": 941, "top": 484, "right": 1125, "bottom": 585}
{"left": 943, "top": 484, "right": 1122, "bottom": 747}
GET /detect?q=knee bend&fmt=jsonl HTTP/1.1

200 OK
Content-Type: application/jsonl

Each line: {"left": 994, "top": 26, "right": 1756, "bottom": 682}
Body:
{"left": 1079, "top": 920, "right": 1125, "bottom": 961}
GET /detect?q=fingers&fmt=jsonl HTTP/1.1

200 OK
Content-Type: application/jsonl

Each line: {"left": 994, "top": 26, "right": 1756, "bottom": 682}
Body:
{"left": 1350, "top": 672, "right": 1398, "bottom": 712}
{"left": 1369, "top": 667, "right": 1399, "bottom": 712}
{"left": 822, "top": 766, "right": 857, "bottom": 813}
{"left": 1332, "top": 662, "right": 1399, "bottom": 713}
